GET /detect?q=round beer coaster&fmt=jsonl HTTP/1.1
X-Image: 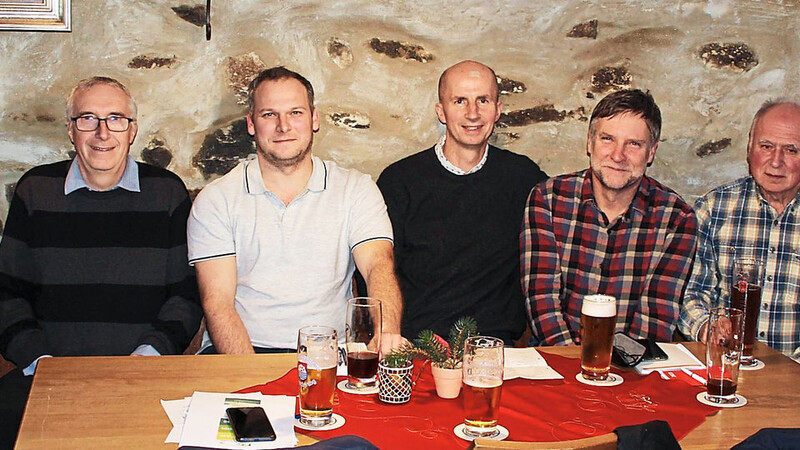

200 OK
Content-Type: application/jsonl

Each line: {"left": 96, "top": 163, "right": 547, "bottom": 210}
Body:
{"left": 739, "top": 359, "right": 765, "bottom": 371}
{"left": 294, "top": 413, "right": 346, "bottom": 431}
{"left": 696, "top": 392, "right": 748, "bottom": 408}
{"left": 453, "top": 424, "right": 509, "bottom": 442}
{"left": 337, "top": 379, "right": 379, "bottom": 395}
{"left": 575, "top": 373, "right": 623, "bottom": 387}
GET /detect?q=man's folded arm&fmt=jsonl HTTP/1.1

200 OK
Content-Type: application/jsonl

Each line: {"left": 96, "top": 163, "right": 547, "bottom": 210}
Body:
{"left": 195, "top": 256, "right": 253, "bottom": 354}
{"left": 353, "top": 239, "right": 405, "bottom": 355}
{"left": 0, "top": 188, "right": 51, "bottom": 368}
{"left": 678, "top": 199, "right": 718, "bottom": 342}
{"left": 138, "top": 194, "right": 204, "bottom": 355}
{"left": 521, "top": 187, "right": 573, "bottom": 346}
{"left": 631, "top": 209, "right": 698, "bottom": 342}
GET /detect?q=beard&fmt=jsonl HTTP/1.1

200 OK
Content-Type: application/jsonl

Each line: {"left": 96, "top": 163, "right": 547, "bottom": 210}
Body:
{"left": 258, "top": 134, "right": 314, "bottom": 169}
{"left": 592, "top": 164, "right": 643, "bottom": 192}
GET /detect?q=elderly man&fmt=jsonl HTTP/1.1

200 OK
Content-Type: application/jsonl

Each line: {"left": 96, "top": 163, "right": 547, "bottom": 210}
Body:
{"left": 521, "top": 89, "right": 697, "bottom": 346}
{"left": 679, "top": 101, "right": 800, "bottom": 360}
{"left": 188, "top": 67, "right": 403, "bottom": 355}
{"left": 377, "top": 60, "right": 547, "bottom": 344}
{"left": 0, "top": 77, "right": 202, "bottom": 448}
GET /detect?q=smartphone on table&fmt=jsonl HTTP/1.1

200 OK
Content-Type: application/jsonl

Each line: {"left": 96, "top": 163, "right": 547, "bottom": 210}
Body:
{"left": 226, "top": 407, "right": 276, "bottom": 442}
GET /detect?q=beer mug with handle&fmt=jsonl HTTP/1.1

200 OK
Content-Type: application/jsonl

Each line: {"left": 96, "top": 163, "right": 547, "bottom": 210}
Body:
{"left": 462, "top": 336, "right": 504, "bottom": 438}
{"left": 297, "top": 325, "right": 338, "bottom": 427}
{"left": 345, "top": 297, "right": 382, "bottom": 390}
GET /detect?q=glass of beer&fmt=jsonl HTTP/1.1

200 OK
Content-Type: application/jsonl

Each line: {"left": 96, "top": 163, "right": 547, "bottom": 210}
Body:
{"left": 580, "top": 294, "right": 617, "bottom": 381}
{"left": 462, "top": 336, "right": 504, "bottom": 438}
{"left": 705, "top": 307, "right": 745, "bottom": 404}
{"left": 345, "top": 297, "right": 382, "bottom": 390}
{"left": 297, "top": 325, "right": 338, "bottom": 427}
{"left": 730, "top": 258, "right": 764, "bottom": 367}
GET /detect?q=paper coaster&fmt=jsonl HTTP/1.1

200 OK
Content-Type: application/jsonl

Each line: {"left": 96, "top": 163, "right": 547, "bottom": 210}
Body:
{"left": 696, "top": 392, "right": 748, "bottom": 408}
{"left": 453, "top": 424, "right": 509, "bottom": 441}
{"left": 337, "top": 379, "right": 379, "bottom": 395}
{"left": 575, "top": 373, "right": 623, "bottom": 387}
{"left": 294, "top": 413, "right": 346, "bottom": 431}
{"left": 739, "top": 359, "right": 765, "bottom": 371}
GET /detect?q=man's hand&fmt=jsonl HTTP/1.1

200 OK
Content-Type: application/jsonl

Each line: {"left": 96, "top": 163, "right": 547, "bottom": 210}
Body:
{"left": 380, "top": 332, "right": 408, "bottom": 357}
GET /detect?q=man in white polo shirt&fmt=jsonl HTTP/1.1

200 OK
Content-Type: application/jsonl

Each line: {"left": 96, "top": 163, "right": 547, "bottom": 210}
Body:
{"left": 187, "top": 66, "right": 404, "bottom": 354}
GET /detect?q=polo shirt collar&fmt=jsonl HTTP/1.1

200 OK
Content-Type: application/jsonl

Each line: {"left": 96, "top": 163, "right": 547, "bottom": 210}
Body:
{"left": 64, "top": 155, "right": 140, "bottom": 195}
{"left": 245, "top": 155, "right": 328, "bottom": 195}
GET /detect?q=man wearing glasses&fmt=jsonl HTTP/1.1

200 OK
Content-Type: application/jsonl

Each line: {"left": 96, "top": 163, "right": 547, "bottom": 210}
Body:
{"left": 0, "top": 77, "right": 202, "bottom": 448}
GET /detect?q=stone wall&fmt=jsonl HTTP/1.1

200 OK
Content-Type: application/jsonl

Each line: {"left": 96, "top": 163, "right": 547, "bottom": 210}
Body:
{"left": 0, "top": 1, "right": 798, "bottom": 230}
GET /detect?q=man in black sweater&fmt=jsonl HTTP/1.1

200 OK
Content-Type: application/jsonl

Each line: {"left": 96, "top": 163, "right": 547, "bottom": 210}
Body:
{"left": 0, "top": 77, "right": 202, "bottom": 449}
{"left": 378, "top": 61, "right": 547, "bottom": 344}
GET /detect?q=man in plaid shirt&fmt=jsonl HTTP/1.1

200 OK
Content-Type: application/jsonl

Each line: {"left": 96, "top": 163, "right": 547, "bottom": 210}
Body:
{"left": 521, "top": 90, "right": 697, "bottom": 346}
{"left": 679, "top": 101, "right": 800, "bottom": 360}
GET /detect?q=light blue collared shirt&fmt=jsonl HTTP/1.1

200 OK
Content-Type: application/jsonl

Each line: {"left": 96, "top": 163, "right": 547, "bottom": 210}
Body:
{"left": 64, "top": 155, "right": 141, "bottom": 194}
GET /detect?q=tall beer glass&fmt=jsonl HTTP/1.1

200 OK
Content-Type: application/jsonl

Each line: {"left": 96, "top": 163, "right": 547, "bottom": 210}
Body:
{"left": 345, "top": 297, "right": 382, "bottom": 390}
{"left": 297, "top": 325, "right": 338, "bottom": 427}
{"left": 580, "top": 295, "right": 617, "bottom": 381}
{"left": 462, "top": 336, "right": 504, "bottom": 438}
{"left": 730, "top": 258, "right": 763, "bottom": 367}
{"left": 705, "top": 307, "right": 745, "bottom": 404}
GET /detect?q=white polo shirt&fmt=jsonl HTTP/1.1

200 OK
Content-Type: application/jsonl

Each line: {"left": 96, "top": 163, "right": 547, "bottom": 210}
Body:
{"left": 187, "top": 155, "right": 393, "bottom": 350}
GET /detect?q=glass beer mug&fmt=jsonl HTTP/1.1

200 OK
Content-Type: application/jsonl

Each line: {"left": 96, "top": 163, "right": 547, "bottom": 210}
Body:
{"left": 297, "top": 325, "right": 338, "bottom": 427}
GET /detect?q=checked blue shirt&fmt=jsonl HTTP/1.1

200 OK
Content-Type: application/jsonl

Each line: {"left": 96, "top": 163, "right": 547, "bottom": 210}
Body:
{"left": 679, "top": 176, "right": 800, "bottom": 360}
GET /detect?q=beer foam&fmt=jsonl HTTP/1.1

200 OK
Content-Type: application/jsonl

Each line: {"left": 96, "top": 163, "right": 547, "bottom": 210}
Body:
{"left": 581, "top": 295, "right": 616, "bottom": 317}
{"left": 464, "top": 376, "right": 502, "bottom": 389}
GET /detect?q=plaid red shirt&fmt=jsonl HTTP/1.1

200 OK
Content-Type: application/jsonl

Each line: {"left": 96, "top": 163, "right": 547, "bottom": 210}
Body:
{"left": 521, "top": 169, "right": 697, "bottom": 345}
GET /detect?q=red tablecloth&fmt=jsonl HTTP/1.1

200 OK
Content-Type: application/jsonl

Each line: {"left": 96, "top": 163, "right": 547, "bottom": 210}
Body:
{"left": 238, "top": 354, "right": 719, "bottom": 449}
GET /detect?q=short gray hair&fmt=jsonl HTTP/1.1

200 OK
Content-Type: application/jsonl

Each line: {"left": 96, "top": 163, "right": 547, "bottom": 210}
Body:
{"left": 66, "top": 76, "right": 137, "bottom": 122}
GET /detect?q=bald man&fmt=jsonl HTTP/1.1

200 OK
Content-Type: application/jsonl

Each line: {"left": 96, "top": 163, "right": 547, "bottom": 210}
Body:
{"left": 377, "top": 60, "right": 547, "bottom": 343}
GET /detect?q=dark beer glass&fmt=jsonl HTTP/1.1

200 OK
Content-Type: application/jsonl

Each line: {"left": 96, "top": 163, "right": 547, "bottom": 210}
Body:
{"left": 730, "top": 258, "right": 763, "bottom": 366}
{"left": 705, "top": 307, "right": 745, "bottom": 404}
{"left": 345, "top": 297, "right": 381, "bottom": 390}
{"left": 580, "top": 295, "right": 617, "bottom": 381}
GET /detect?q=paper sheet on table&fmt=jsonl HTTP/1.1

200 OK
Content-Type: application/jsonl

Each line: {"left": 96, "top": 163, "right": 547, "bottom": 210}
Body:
{"left": 635, "top": 343, "right": 705, "bottom": 375}
{"left": 161, "top": 397, "right": 191, "bottom": 443}
{"left": 503, "top": 347, "right": 564, "bottom": 380}
{"left": 176, "top": 391, "right": 297, "bottom": 449}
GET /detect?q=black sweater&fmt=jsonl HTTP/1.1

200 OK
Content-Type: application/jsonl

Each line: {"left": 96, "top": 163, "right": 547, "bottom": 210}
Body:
{"left": 378, "top": 146, "right": 547, "bottom": 343}
{"left": 0, "top": 160, "right": 202, "bottom": 367}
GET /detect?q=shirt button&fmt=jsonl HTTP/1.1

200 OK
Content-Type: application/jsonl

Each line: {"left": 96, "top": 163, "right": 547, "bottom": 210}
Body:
{"left": 770, "top": 247, "right": 776, "bottom": 253}
{"left": 763, "top": 303, "right": 769, "bottom": 310}
{"left": 760, "top": 331, "right": 766, "bottom": 337}
{"left": 773, "top": 220, "right": 779, "bottom": 226}
{"left": 767, "top": 275, "right": 773, "bottom": 282}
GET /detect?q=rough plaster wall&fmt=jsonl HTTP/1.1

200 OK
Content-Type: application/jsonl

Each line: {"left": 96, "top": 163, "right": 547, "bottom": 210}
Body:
{"left": 0, "top": 0, "right": 798, "bottom": 229}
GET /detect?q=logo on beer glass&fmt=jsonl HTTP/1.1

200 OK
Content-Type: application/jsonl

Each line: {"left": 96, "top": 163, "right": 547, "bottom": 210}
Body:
{"left": 580, "top": 295, "right": 617, "bottom": 381}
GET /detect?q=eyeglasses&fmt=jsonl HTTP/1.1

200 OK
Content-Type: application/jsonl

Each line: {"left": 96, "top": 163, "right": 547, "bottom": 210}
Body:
{"left": 70, "top": 114, "right": 135, "bottom": 132}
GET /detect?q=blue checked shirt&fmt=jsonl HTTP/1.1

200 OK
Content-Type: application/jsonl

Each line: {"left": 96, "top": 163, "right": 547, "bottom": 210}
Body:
{"left": 679, "top": 176, "right": 800, "bottom": 360}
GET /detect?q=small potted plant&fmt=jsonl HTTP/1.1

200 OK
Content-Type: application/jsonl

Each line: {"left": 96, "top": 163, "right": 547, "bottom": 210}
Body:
{"left": 378, "top": 350, "right": 414, "bottom": 404}
{"left": 398, "top": 316, "right": 478, "bottom": 399}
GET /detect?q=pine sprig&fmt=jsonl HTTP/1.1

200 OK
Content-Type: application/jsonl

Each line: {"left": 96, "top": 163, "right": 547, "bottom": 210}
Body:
{"left": 448, "top": 316, "right": 478, "bottom": 362}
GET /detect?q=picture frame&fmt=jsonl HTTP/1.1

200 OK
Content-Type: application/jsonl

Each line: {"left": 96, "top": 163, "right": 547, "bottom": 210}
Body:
{"left": 0, "top": 0, "right": 71, "bottom": 31}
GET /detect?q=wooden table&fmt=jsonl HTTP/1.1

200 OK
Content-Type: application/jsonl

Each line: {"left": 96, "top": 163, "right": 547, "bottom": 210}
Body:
{"left": 15, "top": 342, "right": 800, "bottom": 449}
